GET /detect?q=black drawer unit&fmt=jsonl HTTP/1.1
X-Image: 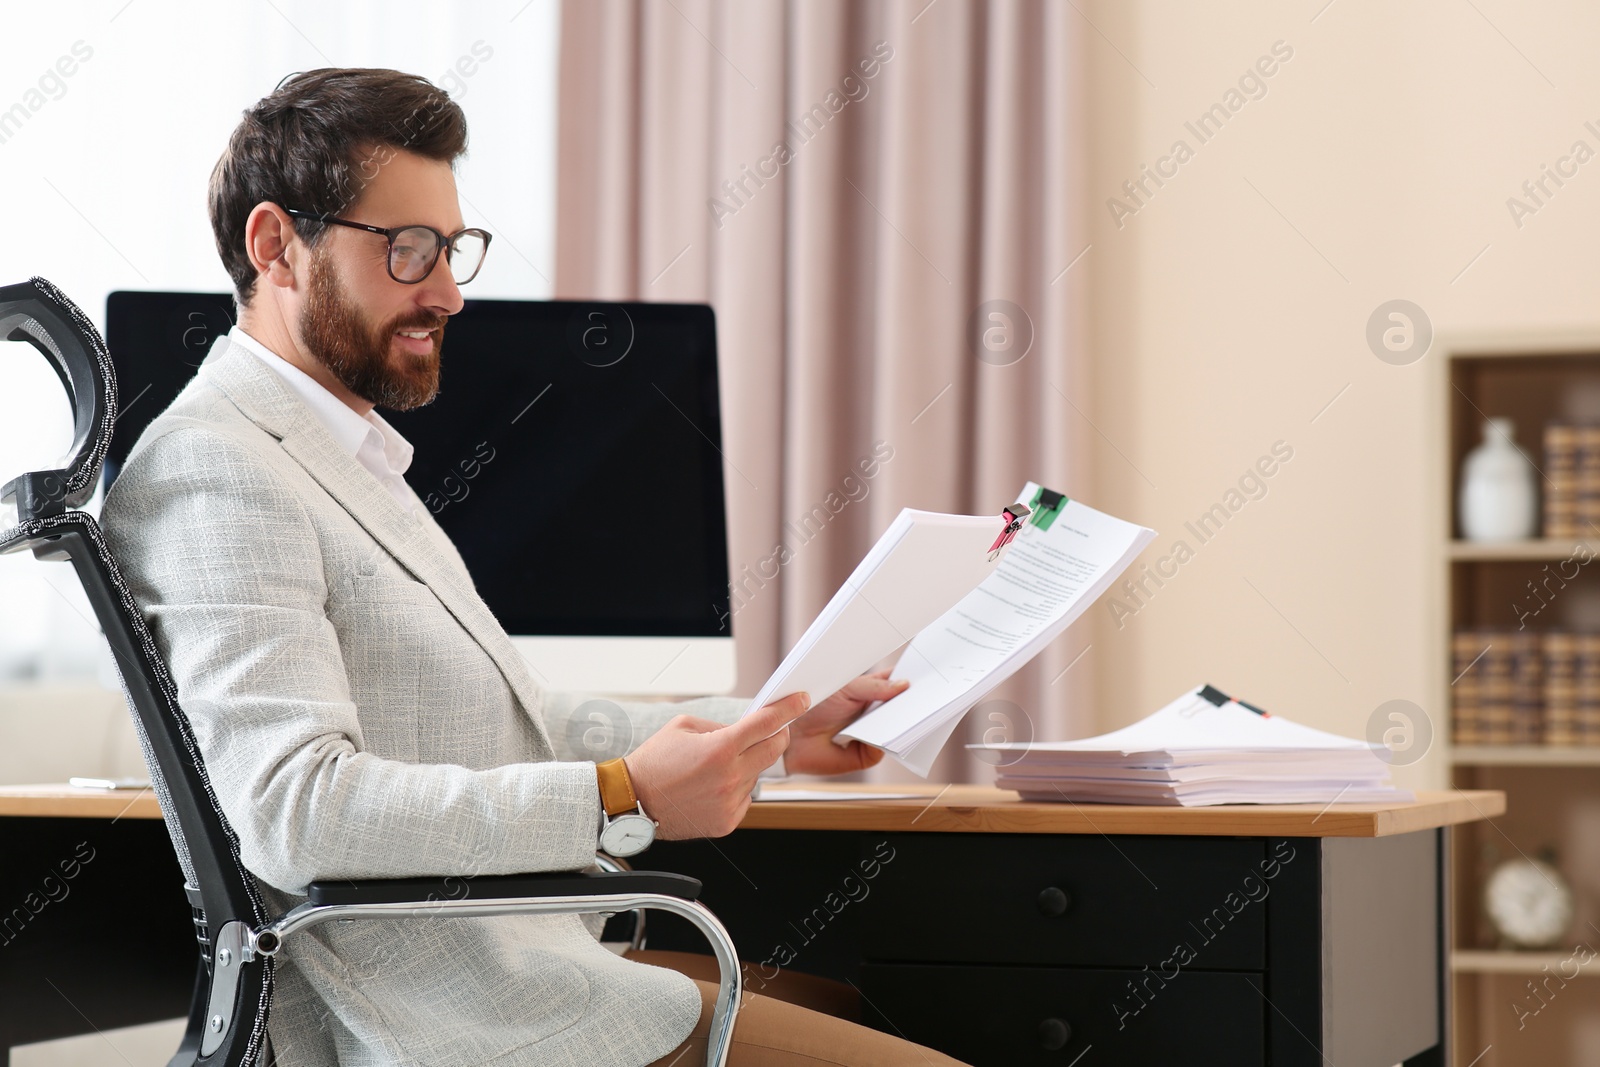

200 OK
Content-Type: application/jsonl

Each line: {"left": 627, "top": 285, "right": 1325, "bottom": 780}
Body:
{"left": 0, "top": 818, "right": 194, "bottom": 1056}
{"left": 861, "top": 832, "right": 1270, "bottom": 970}
{"left": 644, "top": 827, "right": 1447, "bottom": 1067}
{"left": 858, "top": 962, "right": 1266, "bottom": 1066}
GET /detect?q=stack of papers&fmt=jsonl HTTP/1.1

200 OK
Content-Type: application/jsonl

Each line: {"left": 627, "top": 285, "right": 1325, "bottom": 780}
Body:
{"left": 971, "top": 685, "right": 1413, "bottom": 806}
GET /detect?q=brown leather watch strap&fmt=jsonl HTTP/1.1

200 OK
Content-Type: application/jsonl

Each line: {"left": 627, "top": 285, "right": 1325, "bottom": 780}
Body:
{"left": 595, "top": 757, "right": 639, "bottom": 817}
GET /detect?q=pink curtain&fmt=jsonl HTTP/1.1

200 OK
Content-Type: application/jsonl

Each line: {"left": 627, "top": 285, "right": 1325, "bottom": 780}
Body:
{"left": 556, "top": 0, "right": 1090, "bottom": 781}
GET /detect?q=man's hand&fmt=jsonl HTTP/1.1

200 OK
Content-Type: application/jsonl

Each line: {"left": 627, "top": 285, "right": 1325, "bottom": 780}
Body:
{"left": 624, "top": 691, "right": 810, "bottom": 839}
{"left": 784, "top": 668, "right": 908, "bottom": 776}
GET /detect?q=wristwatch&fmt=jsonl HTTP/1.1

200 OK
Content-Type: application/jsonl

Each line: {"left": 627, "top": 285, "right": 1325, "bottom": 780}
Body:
{"left": 595, "top": 757, "right": 656, "bottom": 858}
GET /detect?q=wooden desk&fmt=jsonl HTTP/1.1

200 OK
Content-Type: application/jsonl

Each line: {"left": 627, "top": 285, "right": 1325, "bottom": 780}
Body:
{"left": 0, "top": 783, "right": 165, "bottom": 820}
{"left": 0, "top": 781, "right": 1503, "bottom": 834}
{"left": 0, "top": 784, "right": 1501, "bottom": 1066}
{"left": 740, "top": 782, "right": 1501, "bottom": 837}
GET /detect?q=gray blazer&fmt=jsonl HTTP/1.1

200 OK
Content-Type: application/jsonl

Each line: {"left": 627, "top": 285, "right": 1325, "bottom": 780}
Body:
{"left": 101, "top": 335, "right": 745, "bottom": 1067}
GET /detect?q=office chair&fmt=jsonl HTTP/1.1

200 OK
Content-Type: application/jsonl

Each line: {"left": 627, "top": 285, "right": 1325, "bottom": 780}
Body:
{"left": 0, "top": 277, "right": 741, "bottom": 1067}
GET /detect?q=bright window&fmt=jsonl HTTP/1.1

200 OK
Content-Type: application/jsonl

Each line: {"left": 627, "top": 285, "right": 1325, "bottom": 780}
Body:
{"left": 0, "top": 0, "right": 560, "bottom": 682}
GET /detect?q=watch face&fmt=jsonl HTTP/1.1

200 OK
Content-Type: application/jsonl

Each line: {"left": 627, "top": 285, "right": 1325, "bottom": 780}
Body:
{"left": 1485, "top": 858, "right": 1573, "bottom": 949}
{"left": 601, "top": 813, "right": 656, "bottom": 858}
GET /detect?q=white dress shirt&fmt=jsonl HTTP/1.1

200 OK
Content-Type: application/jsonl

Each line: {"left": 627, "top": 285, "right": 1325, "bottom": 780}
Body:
{"left": 226, "top": 326, "right": 419, "bottom": 518}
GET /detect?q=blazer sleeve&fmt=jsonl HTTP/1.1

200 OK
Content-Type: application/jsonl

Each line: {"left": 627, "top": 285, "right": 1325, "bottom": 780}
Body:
{"left": 539, "top": 691, "right": 790, "bottom": 779}
{"left": 539, "top": 689, "right": 743, "bottom": 763}
{"left": 102, "top": 426, "right": 604, "bottom": 895}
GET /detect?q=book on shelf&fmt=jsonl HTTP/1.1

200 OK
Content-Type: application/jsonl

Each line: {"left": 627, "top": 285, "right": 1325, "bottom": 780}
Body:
{"left": 1544, "top": 632, "right": 1580, "bottom": 746}
{"left": 1480, "top": 634, "right": 1515, "bottom": 745}
{"left": 1452, "top": 630, "right": 1486, "bottom": 745}
{"left": 1579, "top": 634, "right": 1600, "bottom": 745}
{"left": 1545, "top": 424, "right": 1579, "bottom": 540}
{"left": 1544, "top": 423, "right": 1600, "bottom": 540}
{"left": 1509, "top": 632, "right": 1542, "bottom": 745}
{"left": 1579, "top": 427, "right": 1600, "bottom": 538}
{"left": 1451, "top": 628, "right": 1600, "bottom": 747}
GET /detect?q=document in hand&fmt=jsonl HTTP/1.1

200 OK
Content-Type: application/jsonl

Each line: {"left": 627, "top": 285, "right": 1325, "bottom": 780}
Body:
{"left": 743, "top": 505, "right": 1026, "bottom": 724}
{"left": 835, "top": 484, "right": 1154, "bottom": 773}
{"left": 740, "top": 481, "right": 1154, "bottom": 775}
{"left": 972, "top": 684, "right": 1413, "bottom": 806}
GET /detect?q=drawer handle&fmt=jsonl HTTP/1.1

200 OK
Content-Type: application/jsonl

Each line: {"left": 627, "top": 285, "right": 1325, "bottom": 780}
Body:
{"left": 1037, "top": 886, "right": 1071, "bottom": 917}
{"left": 1038, "top": 1017, "right": 1072, "bottom": 1050}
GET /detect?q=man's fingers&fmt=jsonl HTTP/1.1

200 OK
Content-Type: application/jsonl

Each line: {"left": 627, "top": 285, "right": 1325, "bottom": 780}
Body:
{"left": 741, "top": 724, "right": 791, "bottom": 773}
{"left": 731, "top": 691, "right": 810, "bottom": 751}
{"left": 843, "top": 673, "right": 910, "bottom": 702}
{"left": 848, "top": 739, "right": 886, "bottom": 770}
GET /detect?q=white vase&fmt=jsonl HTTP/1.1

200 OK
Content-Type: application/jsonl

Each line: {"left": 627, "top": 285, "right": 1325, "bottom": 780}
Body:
{"left": 1459, "top": 418, "right": 1538, "bottom": 542}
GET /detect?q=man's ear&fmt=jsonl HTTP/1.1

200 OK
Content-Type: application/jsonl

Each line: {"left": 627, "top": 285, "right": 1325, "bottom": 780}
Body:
{"left": 244, "top": 203, "right": 303, "bottom": 291}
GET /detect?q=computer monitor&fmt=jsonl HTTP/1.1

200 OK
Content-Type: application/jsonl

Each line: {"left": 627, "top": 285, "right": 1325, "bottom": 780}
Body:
{"left": 103, "top": 291, "right": 736, "bottom": 695}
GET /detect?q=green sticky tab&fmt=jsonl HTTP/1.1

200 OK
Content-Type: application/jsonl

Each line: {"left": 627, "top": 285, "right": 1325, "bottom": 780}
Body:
{"left": 1027, "top": 486, "right": 1067, "bottom": 530}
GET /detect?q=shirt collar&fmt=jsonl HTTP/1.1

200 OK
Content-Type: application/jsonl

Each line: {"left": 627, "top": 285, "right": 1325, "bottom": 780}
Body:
{"left": 225, "top": 325, "right": 414, "bottom": 477}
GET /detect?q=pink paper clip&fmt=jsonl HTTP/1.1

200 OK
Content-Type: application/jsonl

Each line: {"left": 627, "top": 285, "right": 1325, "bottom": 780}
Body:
{"left": 987, "top": 501, "right": 1032, "bottom": 560}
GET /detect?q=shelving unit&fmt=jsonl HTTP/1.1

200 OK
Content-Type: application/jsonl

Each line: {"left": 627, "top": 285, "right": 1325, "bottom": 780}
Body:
{"left": 1451, "top": 746, "right": 1600, "bottom": 767}
{"left": 1435, "top": 337, "right": 1600, "bottom": 1063}
{"left": 1448, "top": 540, "right": 1600, "bottom": 562}
{"left": 1453, "top": 949, "right": 1600, "bottom": 977}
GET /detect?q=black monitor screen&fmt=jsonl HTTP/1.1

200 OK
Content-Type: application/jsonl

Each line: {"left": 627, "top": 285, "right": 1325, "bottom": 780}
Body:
{"left": 104, "top": 292, "right": 732, "bottom": 637}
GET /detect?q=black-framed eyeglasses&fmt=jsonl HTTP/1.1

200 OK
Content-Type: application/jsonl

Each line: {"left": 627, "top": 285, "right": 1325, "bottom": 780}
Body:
{"left": 284, "top": 208, "right": 493, "bottom": 285}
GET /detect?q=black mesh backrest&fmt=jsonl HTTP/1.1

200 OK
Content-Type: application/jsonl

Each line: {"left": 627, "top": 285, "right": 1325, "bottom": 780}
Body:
{"left": 0, "top": 278, "right": 272, "bottom": 1066}
{"left": 0, "top": 277, "right": 113, "bottom": 520}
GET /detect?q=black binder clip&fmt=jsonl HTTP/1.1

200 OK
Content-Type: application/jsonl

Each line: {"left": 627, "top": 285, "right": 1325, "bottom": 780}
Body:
{"left": 1028, "top": 487, "right": 1066, "bottom": 530}
{"left": 987, "top": 501, "right": 1032, "bottom": 560}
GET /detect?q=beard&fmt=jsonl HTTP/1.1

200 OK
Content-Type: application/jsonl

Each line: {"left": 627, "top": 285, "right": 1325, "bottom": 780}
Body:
{"left": 300, "top": 244, "right": 446, "bottom": 411}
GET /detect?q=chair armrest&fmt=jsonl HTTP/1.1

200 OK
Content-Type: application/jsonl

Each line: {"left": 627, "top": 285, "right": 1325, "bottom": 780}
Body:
{"left": 306, "top": 869, "right": 702, "bottom": 907}
{"left": 252, "top": 867, "right": 739, "bottom": 1067}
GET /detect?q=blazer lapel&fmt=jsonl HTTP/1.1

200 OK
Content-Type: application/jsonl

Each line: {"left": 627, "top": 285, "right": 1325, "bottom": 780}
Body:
{"left": 197, "top": 335, "right": 554, "bottom": 756}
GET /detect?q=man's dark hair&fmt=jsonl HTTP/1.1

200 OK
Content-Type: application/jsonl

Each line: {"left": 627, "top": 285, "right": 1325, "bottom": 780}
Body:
{"left": 208, "top": 67, "right": 469, "bottom": 303}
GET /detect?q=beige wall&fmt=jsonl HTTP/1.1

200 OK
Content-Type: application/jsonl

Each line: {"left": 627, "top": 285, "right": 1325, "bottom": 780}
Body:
{"left": 1084, "top": 0, "right": 1600, "bottom": 790}
{"left": 0, "top": 685, "right": 146, "bottom": 786}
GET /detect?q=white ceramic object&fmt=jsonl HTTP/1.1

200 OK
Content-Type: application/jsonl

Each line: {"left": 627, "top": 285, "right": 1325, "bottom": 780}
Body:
{"left": 1459, "top": 417, "right": 1538, "bottom": 542}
